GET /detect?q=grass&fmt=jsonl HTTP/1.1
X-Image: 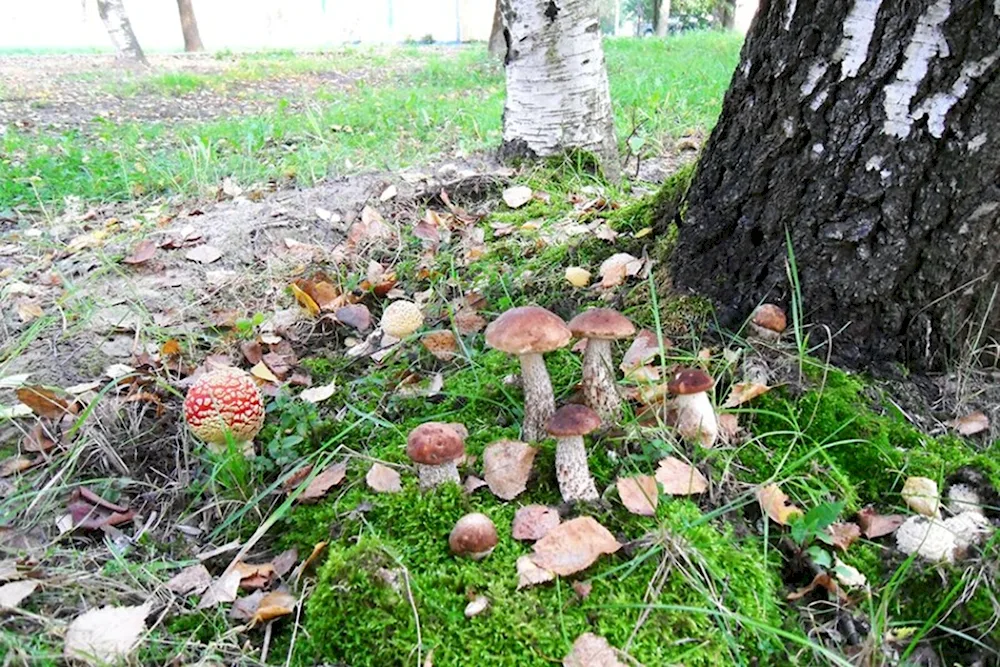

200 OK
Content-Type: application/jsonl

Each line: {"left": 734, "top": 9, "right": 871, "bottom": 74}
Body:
{"left": 0, "top": 33, "right": 742, "bottom": 212}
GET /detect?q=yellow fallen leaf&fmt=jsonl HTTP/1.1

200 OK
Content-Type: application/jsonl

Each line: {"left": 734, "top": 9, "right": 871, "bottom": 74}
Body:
{"left": 722, "top": 381, "right": 772, "bottom": 408}
{"left": 289, "top": 283, "right": 320, "bottom": 317}
{"left": 565, "top": 267, "right": 591, "bottom": 287}
{"left": 250, "top": 361, "right": 280, "bottom": 384}
{"left": 757, "top": 484, "right": 803, "bottom": 525}
{"left": 250, "top": 590, "right": 296, "bottom": 626}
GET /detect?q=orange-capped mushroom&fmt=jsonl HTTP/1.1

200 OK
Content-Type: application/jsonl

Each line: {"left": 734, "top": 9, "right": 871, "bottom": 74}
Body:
{"left": 184, "top": 367, "right": 265, "bottom": 454}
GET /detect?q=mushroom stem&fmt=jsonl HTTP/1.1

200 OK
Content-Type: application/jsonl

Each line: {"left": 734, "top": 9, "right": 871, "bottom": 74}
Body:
{"left": 581, "top": 338, "right": 621, "bottom": 421}
{"left": 673, "top": 391, "right": 718, "bottom": 447}
{"left": 416, "top": 462, "right": 460, "bottom": 489}
{"left": 518, "top": 352, "right": 556, "bottom": 442}
{"left": 555, "top": 435, "right": 599, "bottom": 502}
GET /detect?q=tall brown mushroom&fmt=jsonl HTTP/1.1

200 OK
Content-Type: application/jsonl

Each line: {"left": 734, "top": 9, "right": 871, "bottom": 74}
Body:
{"left": 407, "top": 422, "right": 465, "bottom": 489}
{"left": 568, "top": 308, "right": 635, "bottom": 421}
{"left": 667, "top": 368, "right": 717, "bottom": 448}
{"left": 485, "top": 306, "right": 572, "bottom": 442}
{"left": 547, "top": 404, "right": 601, "bottom": 503}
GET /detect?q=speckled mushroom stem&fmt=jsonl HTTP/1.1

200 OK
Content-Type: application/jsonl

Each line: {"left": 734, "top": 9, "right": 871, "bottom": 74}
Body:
{"left": 674, "top": 391, "right": 718, "bottom": 448}
{"left": 555, "top": 435, "right": 599, "bottom": 502}
{"left": 416, "top": 461, "right": 460, "bottom": 490}
{"left": 581, "top": 339, "right": 621, "bottom": 422}
{"left": 519, "top": 352, "right": 556, "bottom": 442}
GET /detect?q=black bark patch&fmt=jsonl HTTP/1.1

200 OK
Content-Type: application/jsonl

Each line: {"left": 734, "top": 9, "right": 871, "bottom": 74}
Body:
{"left": 544, "top": 1, "right": 559, "bottom": 22}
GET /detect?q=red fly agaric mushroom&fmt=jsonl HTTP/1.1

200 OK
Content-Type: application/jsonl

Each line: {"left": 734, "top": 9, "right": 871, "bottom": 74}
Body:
{"left": 381, "top": 300, "right": 424, "bottom": 339}
{"left": 406, "top": 422, "right": 466, "bottom": 489}
{"left": 485, "top": 306, "right": 572, "bottom": 442}
{"left": 749, "top": 304, "right": 787, "bottom": 342}
{"left": 667, "top": 368, "right": 718, "bottom": 448}
{"left": 449, "top": 512, "right": 498, "bottom": 560}
{"left": 568, "top": 309, "right": 635, "bottom": 421}
{"left": 547, "top": 404, "right": 601, "bottom": 503}
{"left": 184, "top": 367, "right": 265, "bottom": 455}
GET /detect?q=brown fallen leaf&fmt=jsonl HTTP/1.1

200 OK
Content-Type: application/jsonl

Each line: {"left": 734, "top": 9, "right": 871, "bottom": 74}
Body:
{"left": 616, "top": 475, "right": 659, "bottom": 516}
{"left": 293, "top": 541, "right": 328, "bottom": 583}
{"left": 282, "top": 465, "right": 314, "bottom": 493}
{"left": 857, "top": 506, "right": 905, "bottom": 539}
{"left": 757, "top": 484, "right": 803, "bottom": 526}
{"left": 722, "top": 381, "right": 772, "bottom": 408}
{"left": 185, "top": 245, "right": 223, "bottom": 264}
{"left": 67, "top": 487, "right": 135, "bottom": 530}
{"left": 655, "top": 457, "right": 708, "bottom": 496}
{"left": 16, "top": 299, "right": 43, "bottom": 323}
{"left": 786, "top": 572, "right": 849, "bottom": 603}
{"left": 16, "top": 385, "right": 76, "bottom": 419}
{"left": 197, "top": 569, "right": 242, "bottom": 609}
{"left": 421, "top": 330, "right": 459, "bottom": 361}
{"left": 0, "top": 456, "right": 35, "bottom": 477}
{"left": 298, "top": 462, "right": 347, "bottom": 503}
{"left": 335, "top": 304, "right": 371, "bottom": 331}
{"left": 165, "top": 564, "right": 212, "bottom": 596}
{"left": 717, "top": 413, "right": 742, "bottom": 444}
{"left": 123, "top": 240, "right": 157, "bottom": 265}
{"left": 598, "top": 252, "right": 643, "bottom": 288}
{"left": 572, "top": 580, "right": 593, "bottom": 599}
{"left": 530, "top": 517, "right": 620, "bottom": 576}
{"left": 620, "top": 330, "right": 667, "bottom": 374}
{"left": 483, "top": 440, "right": 537, "bottom": 501}
{"left": 366, "top": 463, "right": 402, "bottom": 493}
{"left": 827, "top": 522, "right": 862, "bottom": 552}
{"left": 453, "top": 308, "right": 486, "bottom": 335}
{"left": 229, "top": 590, "right": 266, "bottom": 622}
{"left": 516, "top": 554, "right": 556, "bottom": 590}
{"left": 463, "top": 475, "right": 488, "bottom": 494}
{"left": 564, "top": 632, "right": 624, "bottom": 667}
{"left": 512, "top": 505, "right": 561, "bottom": 541}
{"left": 948, "top": 411, "right": 989, "bottom": 436}
{"left": 64, "top": 602, "right": 150, "bottom": 664}
{"left": 251, "top": 590, "right": 297, "bottom": 626}
{"left": 0, "top": 580, "right": 38, "bottom": 610}
{"left": 234, "top": 561, "right": 276, "bottom": 591}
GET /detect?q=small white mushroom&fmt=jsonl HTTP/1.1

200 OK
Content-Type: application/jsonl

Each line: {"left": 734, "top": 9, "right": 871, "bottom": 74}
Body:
{"left": 667, "top": 368, "right": 718, "bottom": 448}
{"left": 895, "top": 515, "right": 957, "bottom": 563}
{"left": 943, "top": 511, "right": 993, "bottom": 551}
{"left": 381, "top": 300, "right": 424, "bottom": 339}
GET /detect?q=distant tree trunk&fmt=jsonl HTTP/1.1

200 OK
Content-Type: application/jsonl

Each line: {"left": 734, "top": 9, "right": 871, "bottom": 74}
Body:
{"left": 488, "top": 0, "right": 506, "bottom": 58}
{"left": 96, "top": 0, "right": 147, "bottom": 65}
{"left": 714, "top": 0, "right": 735, "bottom": 29}
{"left": 654, "top": 0, "right": 671, "bottom": 36}
{"left": 732, "top": 0, "right": 757, "bottom": 33}
{"left": 499, "top": 0, "right": 620, "bottom": 180}
{"left": 669, "top": 0, "right": 1000, "bottom": 370}
{"left": 176, "top": 0, "right": 205, "bottom": 52}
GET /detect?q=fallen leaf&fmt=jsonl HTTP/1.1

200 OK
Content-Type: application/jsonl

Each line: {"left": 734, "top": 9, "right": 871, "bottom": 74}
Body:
{"left": 290, "top": 282, "right": 320, "bottom": 317}
{"left": 717, "top": 413, "right": 742, "bottom": 444}
{"left": 185, "top": 245, "right": 223, "bottom": 264}
{"left": 902, "top": 476, "right": 940, "bottom": 518}
{"left": 598, "top": 253, "right": 643, "bottom": 288}
{"left": 251, "top": 590, "right": 297, "bottom": 626}
{"left": 512, "top": 505, "right": 561, "bottom": 541}
{"left": 16, "top": 299, "right": 43, "bottom": 323}
{"left": 229, "top": 590, "right": 266, "bottom": 622}
{"left": 827, "top": 522, "right": 862, "bottom": 552}
{"left": 655, "top": 457, "right": 708, "bottom": 496}
{"left": 16, "top": 385, "right": 75, "bottom": 419}
{"left": 270, "top": 548, "right": 298, "bottom": 580}
{"left": 857, "top": 506, "right": 905, "bottom": 539}
{"left": 516, "top": 554, "right": 555, "bottom": 590}
{"left": 0, "top": 580, "right": 38, "bottom": 609}
{"left": 293, "top": 542, "right": 328, "bottom": 583}
{"left": 299, "top": 381, "right": 337, "bottom": 403}
{"left": 834, "top": 557, "right": 867, "bottom": 588}
{"left": 197, "top": 569, "right": 242, "bottom": 609}
{"left": 948, "top": 411, "right": 989, "bottom": 436}
{"left": 422, "top": 330, "right": 459, "bottom": 361}
{"left": 123, "top": 240, "right": 157, "bottom": 265}
{"left": 165, "top": 564, "right": 212, "bottom": 596}
{"left": 564, "top": 266, "right": 591, "bottom": 287}
{"left": 572, "top": 580, "right": 593, "bottom": 599}
{"left": 453, "top": 309, "right": 487, "bottom": 335}
{"left": 530, "top": 517, "right": 621, "bottom": 576}
{"left": 617, "top": 475, "right": 659, "bottom": 516}
{"left": 366, "top": 463, "right": 402, "bottom": 493}
{"left": 234, "top": 561, "right": 276, "bottom": 591}
{"left": 757, "top": 484, "right": 803, "bottom": 525}
{"left": 298, "top": 462, "right": 348, "bottom": 503}
{"left": 722, "top": 381, "right": 772, "bottom": 408}
{"left": 380, "top": 184, "right": 397, "bottom": 201}
{"left": 0, "top": 560, "right": 20, "bottom": 582}
{"left": 250, "top": 361, "right": 281, "bottom": 385}
{"left": 620, "top": 330, "right": 666, "bottom": 373}
{"left": 483, "top": 440, "right": 537, "bottom": 501}
{"left": 564, "top": 632, "right": 624, "bottom": 667}
{"left": 64, "top": 602, "right": 150, "bottom": 663}
{"left": 0, "top": 456, "right": 35, "bottom": 477}
{"left": 335, "top": 304, "right": 371, "bottom": 331}
{"left": 464, "top": 595, "right": 489, "bottom": 618}
{"left": 464, "top": 475, "right": 488, "bottom": 494}
{"left": 502, "top": 185, "right": 533, "bottom": 209}
{"left": 786, "top": 572, "right": 847, "bottom": 602}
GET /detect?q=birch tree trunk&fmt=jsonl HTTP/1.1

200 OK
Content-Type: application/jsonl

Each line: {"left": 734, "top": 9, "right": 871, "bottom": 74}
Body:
{"left": 489, "top": 0, "right": 507, "bottom": 58}
{"left": 654, "top": 0, "right": 671, "bottom": 36}
{"left": 670, "top": 0, "right": 1000, "bottom": 370}
{"left": 97, "top": 0, "right": 147, "bottom": 66}
{"left": 499, "top": 0, "right": 620, "bottom": 180}
{"left": 176, "top": 0, "right": 205, "bottom": 52}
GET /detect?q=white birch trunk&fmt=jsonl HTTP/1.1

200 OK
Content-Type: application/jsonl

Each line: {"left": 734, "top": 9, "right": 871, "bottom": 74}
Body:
{"left": 654, "top": 0, "right": 671, "bottom": 36}
{"left": 499, "top": 0, "right": 620, "bottom": 180}
{"left": 733, "top": 0, "right": 759, "bottom": 34}
{"left": 97, "top": 0, "right": 148, "bottom": 66}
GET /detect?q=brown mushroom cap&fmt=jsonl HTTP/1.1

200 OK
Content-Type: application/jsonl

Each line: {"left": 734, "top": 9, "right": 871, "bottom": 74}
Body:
{"left": 406, "top": 422, "right": 465, "bottom": 465}
{"left": 667, "top": 368, "right": 714, "bottom": 395}
{"left": 752, "top": 304, "right": 787, "bottom": 334}
{"left": 484, "top": 306, "right": 572, "bottom": 355}
{"left": 546, "top": 404, "right": 602, "bottom": 437}
{"left": 449, "top": 513, "right": 498, "bottom": 556}
{"left": 568, "top": 308, "right": 636, "bottom": 340}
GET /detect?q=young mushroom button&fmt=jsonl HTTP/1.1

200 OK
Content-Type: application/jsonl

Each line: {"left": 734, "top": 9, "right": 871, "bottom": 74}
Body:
{"left": 568, "top": 308, "right": 635, "bottom": 421}
{"left": 485, "top": 306, "right": 572, "bottom": 442}
{"left": 381, "top": 300, "right": 424, "bottom": 339}
{"left": 749, "top": 304, "right": 787, "bottom": 342}
{"left": 406, "top": 422, "right": 466, "bottom": 489}
{"left": 184, "top": 367, "right": 265, "bottom": 456}
{"left": 667, "top": 368, "right": 718, "bottom": 448}
{"left": 449, "top": 513, "right": 499, "bottom": 560}
{"left": 547, "top": 404, "right": 602, "bottom": 503}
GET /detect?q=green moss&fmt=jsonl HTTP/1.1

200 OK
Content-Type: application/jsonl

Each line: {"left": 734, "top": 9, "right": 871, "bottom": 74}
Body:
{"left": 298, "top": 485, "right": 788, "bottom": 667}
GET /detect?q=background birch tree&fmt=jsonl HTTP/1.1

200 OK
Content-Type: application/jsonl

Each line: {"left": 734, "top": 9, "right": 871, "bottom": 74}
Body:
{"left": 670, "top": 0, "right": 1000, "bottom": 369}
{"left": 497, "top": 0, "right": 620, "bottom": 180}
{"left": 176, "top": 0, "right": 205, "bottom": 52}
{"left": 96, "top": 0, "right": 147, "bottom": 65}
